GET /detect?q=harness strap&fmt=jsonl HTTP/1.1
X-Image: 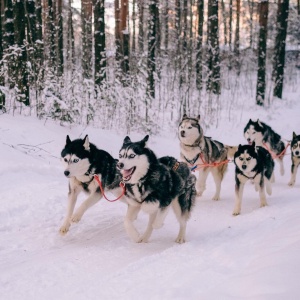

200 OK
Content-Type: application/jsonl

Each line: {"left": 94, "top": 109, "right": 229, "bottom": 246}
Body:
{"left": 93, "top": 175, "right": 125, "bottom": 202}
{"left": 241, "top": 172, "right": 258, "bottom": 180}
{"left": 262, "top": 142, "right": 290, "bottom": 159}
{"left": 184, "top": 153, "right": 200, "bottom": 165}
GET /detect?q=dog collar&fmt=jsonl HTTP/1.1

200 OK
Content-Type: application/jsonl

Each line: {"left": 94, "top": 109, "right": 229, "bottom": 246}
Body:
{"left": 241, "top": 172, "right": 258, "bottom": 180}
{"left": 184, "top": 153, "right": 200, "bottom": 166}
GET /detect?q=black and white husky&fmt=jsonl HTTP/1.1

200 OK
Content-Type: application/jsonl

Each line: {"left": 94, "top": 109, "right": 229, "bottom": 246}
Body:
{"left": 117, "top": 135, "right": 196, "bottom": 243}
{"left": 244, "top": 119, "right": 286, "bottom": 176}
{"left": 288, "top": 132, "right": 300, "bottom": 187}
{"left": 233, "top": 143, "right": 274, "bottom": 215}
{"left": 178, "top": 114, "right": 236, "bottom": 200}
{"left": 60, "top": 135, "right": 122, "bottom": 235}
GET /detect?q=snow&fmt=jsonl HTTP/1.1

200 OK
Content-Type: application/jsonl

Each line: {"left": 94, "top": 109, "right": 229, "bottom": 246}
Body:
{"left": 1, "top": 97, "right": 300, "bottom": 300}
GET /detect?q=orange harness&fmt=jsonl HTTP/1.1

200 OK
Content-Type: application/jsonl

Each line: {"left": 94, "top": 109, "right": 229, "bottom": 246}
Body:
{"left": 188, "top": 153, "right": 231, "bottom": 172}
{"left": 262, "top": 142, "right": 290, "bottom": 160}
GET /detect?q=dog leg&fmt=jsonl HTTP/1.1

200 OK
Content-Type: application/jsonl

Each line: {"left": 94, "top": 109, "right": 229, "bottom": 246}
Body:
{"left": 124, "top": 204, "right": 141, "bottom": 242}
{"left": 196, "top": 168, "right": 210, "bottom": 196}
{"left": 171, "top": 199, "right": 188, "bottom": 243}
{"left": 211, "top": 168, "right": 223, "bottom": 200}
{"left": 258, "top": 183, "right": 268, "bottom": 208}
{"left": 277, "top": 157, "right": 285, "bottom": 176}
{"left": 71, "top": 192, "right": 102, "bottom": 223}
{"left": 59, "top": 186, "right": 81, "bottom": 235}
{"left": 288, "top": 163, "right": 298, "bottom": 187}
{"left": 265, "top": 178, "right": 272, "bottom": 195}
{"left": 138, "top": 211, "right": 158, "bottom": 243}
{"left": 233, "top": 182, "right": 244, "bottom": 216}
{"left": 152, "top": 206, "right": 170, "bottom": 229}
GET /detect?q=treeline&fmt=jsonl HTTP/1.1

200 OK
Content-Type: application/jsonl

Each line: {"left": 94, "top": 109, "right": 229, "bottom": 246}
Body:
{"left": 0, "top": 0, "right": 299, "bottom": 131}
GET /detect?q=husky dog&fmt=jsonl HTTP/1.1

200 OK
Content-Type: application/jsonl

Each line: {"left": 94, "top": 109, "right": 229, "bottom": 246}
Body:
{"left": 178, "top": 114, "right": 235, "bottom": 200}
{"left": 288, "top": 132, "right": 300, "bottom": 187}
{"left": 244, "top": 119, "right": 286, "bottom": 175}
{"left": 60, "top": 135, "right": 122, "bottom": 235}
{"left": 117, "top": 135, "right": 196, "bottom": 243}
{"left": 233, "top": 143, "right": 274, "bottom": 215}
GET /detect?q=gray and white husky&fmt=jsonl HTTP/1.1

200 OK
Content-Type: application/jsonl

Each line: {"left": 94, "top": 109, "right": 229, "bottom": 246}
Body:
{"left": 288, "top": 132, "right": 300, "bottom": 187}
{"left": 244, "top": 119, "right": 286, "bottom": 176}
{"left": 178, "top": 114, "right": 236, "bottom": 200}
{"left": 233, "top": 143, "right": 274, "bottom": 215}
{"left": 117, "top": 135, "right": 196, "bottom": 244}
{"left": 60, "top": 135, "right": 123, "bottom": 235}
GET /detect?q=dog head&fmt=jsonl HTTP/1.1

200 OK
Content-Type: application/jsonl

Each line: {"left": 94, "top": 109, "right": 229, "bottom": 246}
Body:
{"left": 234, "top": 143, "right": 258, "bottom": 173}
{"left": 61, "top": 135, "right": 91, "bottom": 178}
{"left": 117, "top": 135, "right": 156, "bottom": 184}
{"left": 178, "top": 114, "right": 203, "bottom": 145}
{"left": 291, "top": 132, "right": 300, "bottom": 158}
{"left": 244, "top": 119, "right": 264, "bottom": 145}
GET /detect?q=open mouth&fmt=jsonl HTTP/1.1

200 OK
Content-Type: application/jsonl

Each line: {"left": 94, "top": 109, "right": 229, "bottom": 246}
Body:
{"left": 121, "top": 167, "right": 136, "bottom": 182}
{"left": 247, "top": 140, "right": 253, "bottom": 145}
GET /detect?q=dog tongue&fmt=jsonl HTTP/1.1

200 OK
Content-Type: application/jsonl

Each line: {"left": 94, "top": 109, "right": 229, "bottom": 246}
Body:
{"left": 122, "top": 168, "right": 134, "bottom": 178}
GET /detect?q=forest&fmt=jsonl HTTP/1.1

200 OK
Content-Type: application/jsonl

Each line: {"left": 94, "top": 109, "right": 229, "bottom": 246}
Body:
{"left": 0, "top": 0, "right": 299, "bottom": 133}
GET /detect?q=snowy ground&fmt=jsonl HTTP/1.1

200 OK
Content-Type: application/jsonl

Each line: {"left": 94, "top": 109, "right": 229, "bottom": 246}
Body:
{"left": 1, "top": 97, "right": 300, "bottom": 299}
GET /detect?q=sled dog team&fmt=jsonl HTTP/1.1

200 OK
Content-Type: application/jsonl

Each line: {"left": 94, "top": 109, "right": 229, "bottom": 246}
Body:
{"left": 60, "top": 115, "right": 300, "bottom": 243}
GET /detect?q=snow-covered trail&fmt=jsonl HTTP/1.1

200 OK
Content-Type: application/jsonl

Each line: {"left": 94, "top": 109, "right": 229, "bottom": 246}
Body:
{"left": 1, "top": 110, "right": 300, "bottom": 300}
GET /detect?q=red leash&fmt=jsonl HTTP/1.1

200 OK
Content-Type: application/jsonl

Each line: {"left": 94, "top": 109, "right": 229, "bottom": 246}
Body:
{"left": 93, "top": 175, "right": 125, "bottom": 202}
{"left": 190, "top": 153, "right": 231, "bottom": 172}
{"left": 262, "top": 142, "right": 290, "bottom": 159}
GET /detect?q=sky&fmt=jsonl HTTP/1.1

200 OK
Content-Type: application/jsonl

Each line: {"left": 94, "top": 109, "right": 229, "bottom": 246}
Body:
{"left": 0, "top": 90, "right": 300, "bottom": 299}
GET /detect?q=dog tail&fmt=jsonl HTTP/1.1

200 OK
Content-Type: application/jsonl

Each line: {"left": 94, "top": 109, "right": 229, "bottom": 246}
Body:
{"left": 178, "top": 174, "right": 197, "bottom": 217}
{"left": 225, "top": 145, "right": 238, "bottom": 159}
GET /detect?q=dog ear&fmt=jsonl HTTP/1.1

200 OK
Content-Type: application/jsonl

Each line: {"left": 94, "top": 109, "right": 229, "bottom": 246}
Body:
{"left": 293, "top": 132, "right": 297, "bottom": 139}
{"left": 196, "top": 115, "right": 201, "bottom": 122}
{"left": 83, "top": 135, "right": 90, "bottom": 151}
{"left": 182, "top": 114, "right": 188, "bottom": 120}
{"left": 123, "top": 136, "right": 131, "bottom": 144}
{"left": 140, "top": 135, "right": 149, "bottom": 147}
{"left": 257, "top": 119, "right": 263, "bottom": 128}
{"left": 66, "top": 135, "right": 71, "bottom": 145}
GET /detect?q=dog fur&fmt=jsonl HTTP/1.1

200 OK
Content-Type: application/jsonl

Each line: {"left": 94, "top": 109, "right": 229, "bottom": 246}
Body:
{"left": 233, "top": 143, "right": 274, "bottom": 215}
{"left": 288, "top": 132, "right": 300, "bottom": 187}
{"left": 60, "top": 135, "right": 123, "bottom": 235}
{"left": 117, "top": 135, "right": 196, "bottom": 243}
{"left": 244, "top": 119, "right": 286, "bottom": 176}
{"left": 178, "top": 114, "right": 236, "bottom": 200}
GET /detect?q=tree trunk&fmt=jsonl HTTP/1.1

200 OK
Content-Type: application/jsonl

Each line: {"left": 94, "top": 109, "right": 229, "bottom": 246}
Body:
{"left": 56, "top": 0, "right": 64, "bottom": 76}
{"left": 229, "top": 0, "right": 233, "bottom": 51}
{"left": 221, "top": 0, "right": 227, "bottom": 46}
{"left": 234, "top": 0, "right": 240, "bottom": 57}
{"left": 207, "top": 0, "right": 221, "bottom": 94}
{"left": 256, "top": 0, "right": 269, "bottom": 106}
{"left": 132, "top": 0, "right": 136, "bottom": 54}
{"left": 120, "top": 0, "right": 129, "bottom": 75}
{"left": 0, "top": 0, "right": 5, "bottom": 110}
{"left": 137, "top": 0, "right": 144, "bottom": 53}
{"left": 196, "top": 0, "right": 204, "bottom": 90}
{"left": 247, "top": 0, "right": 254, "bottom": 48}
{"left": 94, "top": 0, "right": 106, "bottom": 86}
{"left": 164, "top": 0, "right": 169, "bottom": 53}
{"left": 81, "top": 0, "right": 92, "bottom": 79}
{"left": 272, "top": 0, "right": 289, "bottom": 99}
{"left": 147, "top": 0, "right": 157, "bottom": 100}
{"left": 14, "top": 1, "right": 29, "bottom": 105}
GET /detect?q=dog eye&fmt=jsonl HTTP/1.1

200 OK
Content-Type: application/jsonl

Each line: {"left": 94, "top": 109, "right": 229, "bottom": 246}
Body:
{"left": 129, "top": 154, "right": 135, "bottom": 159}
{"left": 188, "top": 126, "right": 192, "bottom": 129}
{"left": 246, "top": 157, "right": 251, "bottom": 161}
{"left": 239, "top": 157, "right": 243, "bottom": 161}
{"left": 73, "top": 159, "right": 79, "bottom": 163}
{"left": 64, "top": 158, "right": 68, "bottom": 162}
{"left": 119, "top": 153, "right": 122, "bottom": 159}
{"left": 252, "top": 131, "right": 256, "bottom": 134}
{"left": 293, "top": 144, "right": 297, "bottom": 149}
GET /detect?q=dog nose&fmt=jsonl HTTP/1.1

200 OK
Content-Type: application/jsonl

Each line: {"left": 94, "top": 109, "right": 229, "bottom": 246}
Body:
{"left": 296, "top": 151, "right": 299, "bottom": 156}
{"left": 117, "top": 162, "right": 124, "bottom": 169}
{"left": 242, "top": 165, "right": 247, "bottom": 170}
{"left": 64, "top": 170, "right": 70, "bottom": 177}
{"left": 181, "top": 131, "right": 185, "bottom": 137}
{"left": 247, "top": 138, "right": 251, "bottom": 142}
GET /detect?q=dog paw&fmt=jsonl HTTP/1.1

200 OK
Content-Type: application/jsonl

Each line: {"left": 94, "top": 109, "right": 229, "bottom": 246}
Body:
{"left": 288, "top": 181, "right": 295, "bottom": 187}
{"left": 71, "top": 213, "right": 82, "bottom": 223}
{"left": 175, "top": 236, "right": 186, "bottom": 244}
{"left": 260, "top": 202, "right": 268, "bottom": 208}
{"left": 137, "top": 236, "right": 150, "bottom": 243}
{"left": 196, "top": 191, "right": 204, "bottom": 197}
{"left": 59, "top": 225, "right": 69, "bottom": 235}
{"left": 212, "top": 194, "right": 220, "bottom": 201}
{"left": 232, "top": 211, "right": 240, "bottom": 216}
